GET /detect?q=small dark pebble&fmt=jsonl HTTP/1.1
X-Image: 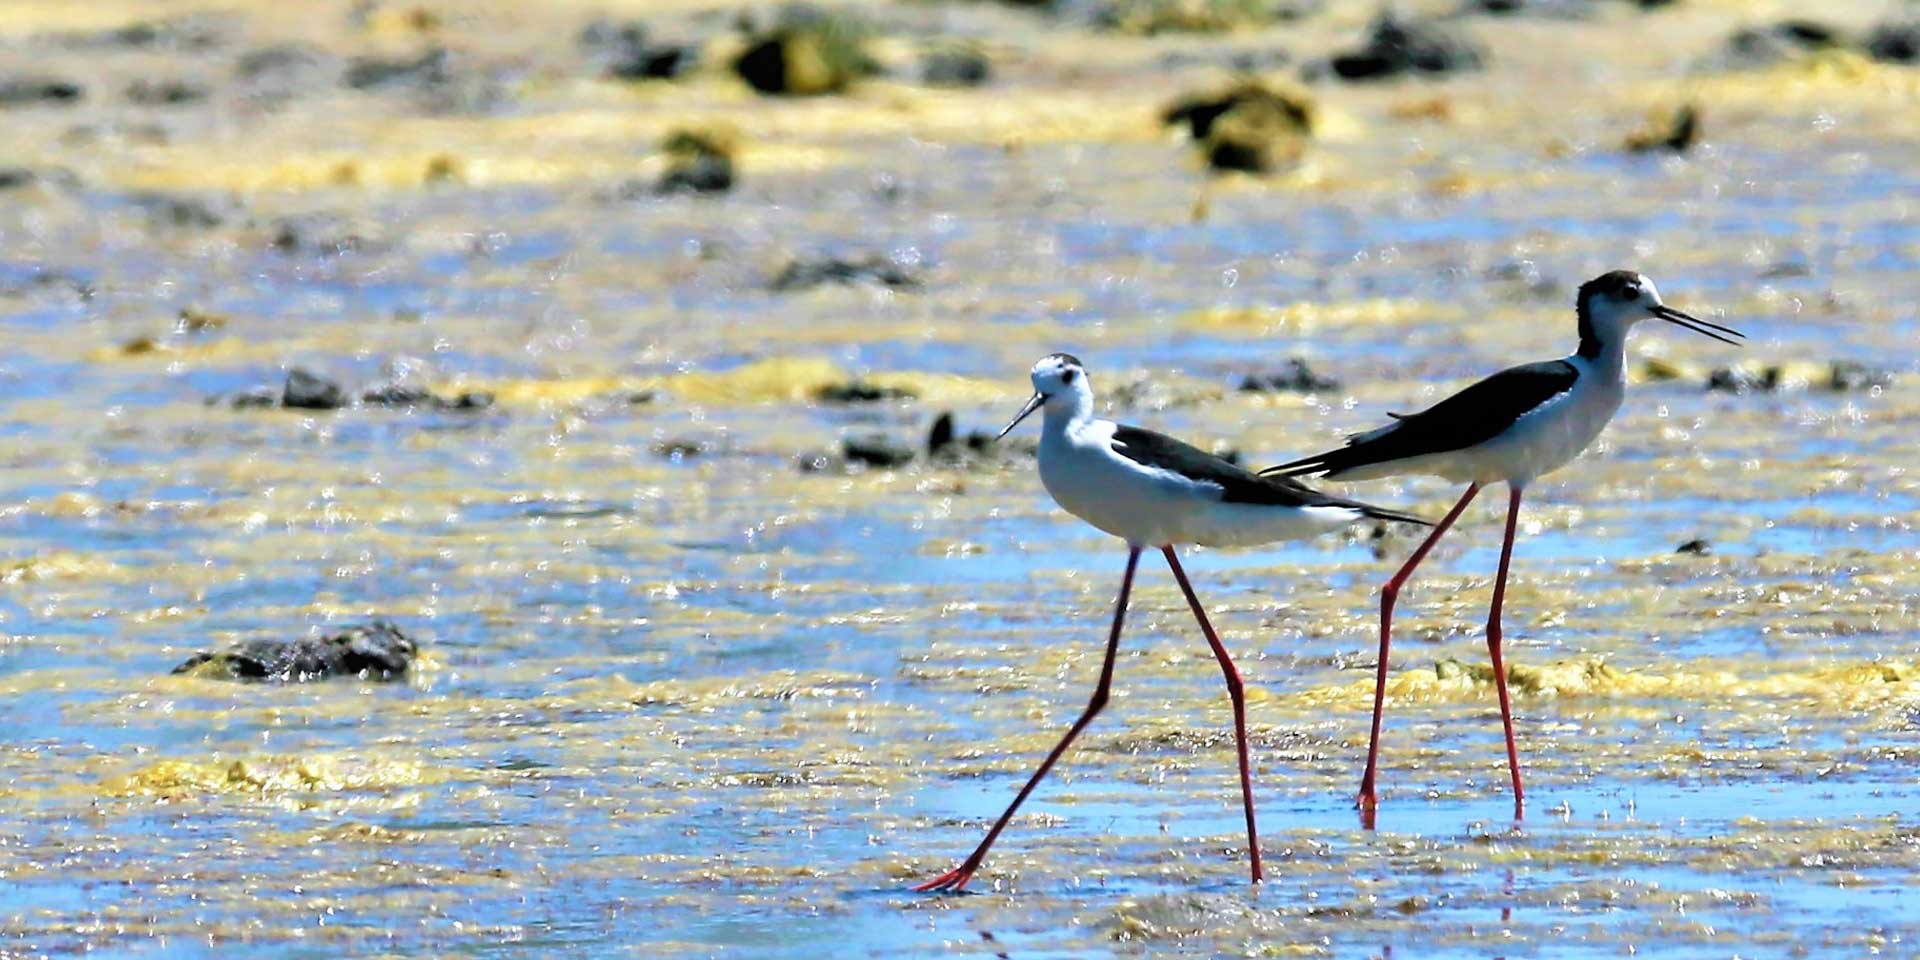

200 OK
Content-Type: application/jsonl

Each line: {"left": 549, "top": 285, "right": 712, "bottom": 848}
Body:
{"left": 654, "top": 438, "right": 709, "bottom": 460}
{"left": 613, "top": 44, "right": 701, "bottom": 80}
{"left": 126, "top": 79, "right": 209, "bottom": 106}
{"left": 1676, "top": 538, "right": 1712, "bottom": 556}
{"left": 770, "top": 254, "right": 921, "bottom": 292}
{"left": 56, "top": 17, "right": 225, "bottom": 51}
{"left": 732, "top": 7, "right": 879, "bottom": 96}
{"left": 1624, "top": 103, "right": 1698, "bottom": 153}
{"left": 1329, "top": 12, "right": 1485, "bottom": 81}
{"left": 0, "top": 77, "right": 85, "bottom": 107}
{"left": 1867, "top": 20, "right": 1920, "bottom": 63}
{"left": 815, "top": 381, "right": 916, "bottom": 404}
{"left": 657, "top": 152, "right": 734, "bottom": 194}
{"left": 1706, "top": 361, "right": 1893, "bottom": 394}
{"left": 133, "top": 192, "right": 228, "bottom": 230}
{"left": 922, "top": 46, "right": 991, "bottom": 87}
{"left": 283, "top": 367, "right": 347, "bottom": 409}
{"left": 172, "top": 620, "right": 416, "bottom": 683}
{"left": 842, "top": 433, "right": 917, "bottom": 467}
{"left": 1827, "top": 361, "right": 1894, "bottom": 392}
{"left": 927, "top": 412, "right": 956, "bottom": 454}
{"left": 1720, "top": 20, "right": 1845, "bottom": 69}
{"left": 344, "top": 48, "right": 451, "bottom": 91}
{"left": 1238, "top": 358, "right": 1340, "bottom": 393}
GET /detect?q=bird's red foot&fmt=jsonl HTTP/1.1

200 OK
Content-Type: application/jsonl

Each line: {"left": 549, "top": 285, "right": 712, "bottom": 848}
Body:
{"left": 912, "top": 863, "right": 978, "bottom": 893}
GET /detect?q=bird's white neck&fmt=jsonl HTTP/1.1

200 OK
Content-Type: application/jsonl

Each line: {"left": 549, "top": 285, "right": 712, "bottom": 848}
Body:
{"left": 1038, "top": 387, "right": 1095, "bottom": 439}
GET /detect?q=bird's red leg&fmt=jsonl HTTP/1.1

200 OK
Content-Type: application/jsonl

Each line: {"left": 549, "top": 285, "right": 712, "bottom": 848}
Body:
{"left": 1162, "top": 546, "right": 1262, "bottom": 884}
{"left": 1360, "top": 483, "right": 1480, "bottom": 816}
{"left": 914, "top": 546, "right": 1142, "bottom": 893}
{"left": 1487, "top": 485, "right": 1526, "bottom": 811}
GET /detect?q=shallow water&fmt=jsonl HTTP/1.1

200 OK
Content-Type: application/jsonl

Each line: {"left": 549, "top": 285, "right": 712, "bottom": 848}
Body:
{"left": 3, "top": 0, "right": 1919, "bottom": 957}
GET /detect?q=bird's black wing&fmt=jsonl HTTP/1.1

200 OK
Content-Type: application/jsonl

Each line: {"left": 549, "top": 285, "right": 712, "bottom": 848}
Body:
{"left": 1261, "top": 359, "right": 1579, "bottom": 478}
{"left": 1110, "top": 425, "right": 1430, "bottom": 524}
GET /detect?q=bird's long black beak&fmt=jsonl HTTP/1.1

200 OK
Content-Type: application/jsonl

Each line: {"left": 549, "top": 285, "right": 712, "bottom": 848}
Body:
{"left": 1652, "top": 303, "right": 1744, "bottom": 346}
{"left": 997, "top": 393, "right": 1044, "bottom": 439}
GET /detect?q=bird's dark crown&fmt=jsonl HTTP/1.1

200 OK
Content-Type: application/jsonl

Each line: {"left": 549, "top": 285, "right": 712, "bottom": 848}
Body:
{"left": 1574, "top": 270, "right": 1644, "bottom": 358}
{"left": 1042, "top": 352, "right": 1084, "bottom": 369}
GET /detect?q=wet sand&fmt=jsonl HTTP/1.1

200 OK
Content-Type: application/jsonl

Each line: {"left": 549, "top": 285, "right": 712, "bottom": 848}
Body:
{"left": 2, "top": 0, "right": 1918, "bottom": 956}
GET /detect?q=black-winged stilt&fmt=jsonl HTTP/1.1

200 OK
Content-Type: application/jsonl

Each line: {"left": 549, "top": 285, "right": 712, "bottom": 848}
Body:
{"left": 1260, "top": 271, "right": 1744, "bottom": 815}
{"left": 915, "top": 352, "right": 1428, "bottom": 892}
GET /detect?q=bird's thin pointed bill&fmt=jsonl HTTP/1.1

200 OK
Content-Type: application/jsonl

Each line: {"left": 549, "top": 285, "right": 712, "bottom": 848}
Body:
{"left": 997, "top": 393, "right": 1044, "bottom": 439}
{"left": 1652, "top": 304, "right": 1744, "bottom": 345}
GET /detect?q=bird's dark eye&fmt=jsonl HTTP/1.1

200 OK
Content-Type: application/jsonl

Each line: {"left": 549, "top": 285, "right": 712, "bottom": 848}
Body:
{"left": 1619, "top": 283, "right": 1641, "bottom": 300}
{"left": 1061, "top": 368, "right": 1078, "bottom": 384}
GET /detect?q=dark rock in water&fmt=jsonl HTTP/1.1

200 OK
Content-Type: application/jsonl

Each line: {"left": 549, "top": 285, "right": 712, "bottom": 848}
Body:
{"left": 1329, "top": 12, "right": 1485, "bottom": 80}
{"left": 654, "top": 438, "right": 709, "bottom": 460}
{"left": 1165, "top": 80, "right": 1314, "bottom": 173}
{"left": 815, "top": 381, "right": 916, "bottom": 403}
{"left": 126, "top": 80, "right": 208, "bottom": 107}
{"left": 220, "top": 385, "right": 282, "bottom": 409}
{"left": 656, "top": 127, "right": 738, "bottom": 195}
{"left": 733, "top": 6, "right": 878, "bottom": 96}
{"left": 770, "top": 254, "right": 921, "bottom": 291}
{"left": 0, "top": 76, "right": 84, "bottom": 107}
{"left": 613, "top": 45, "right": 700, "bottom": 80}
{"left": 926, "top": 411, "right": 1017, "bottom": 467}
{"left": 172, "top": 621, "right": 417, "bottom": 683}
{"left": 283, "top": 368, "right": 347, "bottom": 409}
{"left": 1718, "top": 20, "right": 1846, "bottom": 69}
{"left": 1866, "top": 20, "right": 1920, "bottom": 63}
{"left": 54, "top": 16, "right": 225, "bottom": 51}
{"left": 1624, "top": 103, "right": 1699, "bottom": 153}
{"left": 927, "top": 412, "right": 956, "bottom": 454}
{"left": 1827, "top": 361, "right": 1894, "bottom": 392}
{"left": 1675, "top": 538, "right": 1712, "bottom": 556}
{"left": 266, "top": 215, "right": 372, "bottom": 257}
{"left": 922, "top": 46, "right": 990, "bottom": 87}
{"left": 1094, "top": 0, "right": 1321, "bottom": 34}
{"left": 0, "top": 168, "right": 38, "bottom": 190}
{"left": 583, "top": 18, "right": 701, "bottom": 80}
{"left": 657, "top": 153, "right": 734, "bottom": 194}
{"left": 360, "top": 382, "right": 496, "bottom": 410}
{"left": 842, "top": 433, "right": 917, "bottom": 467}
{"left": 1706, "top": 365, "right": 1778, "bottom": 394}
{"left": 1706, "top": 362, "right": 1891, "bottom": 395}
{"left": 344, "top": 48, "right": 452, "bottom": 90}
{"left": 1239, "top": 358, "right": 1341, "bottom": 393}
{"left": 132, "top": 192, "right": 228, "bottom": 230}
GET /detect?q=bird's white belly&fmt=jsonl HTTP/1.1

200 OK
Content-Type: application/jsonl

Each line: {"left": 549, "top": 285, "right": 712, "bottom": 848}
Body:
{"left": 1039, "top": 433, "right": 1355, "bottom": 548}
{"left": 1459, "top": 376, "right": 1623, "bottom": 486}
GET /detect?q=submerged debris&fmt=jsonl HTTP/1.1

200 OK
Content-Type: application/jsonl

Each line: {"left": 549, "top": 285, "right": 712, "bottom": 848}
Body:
{"left": 1624, "top": 103, "right": 1699, "bottom": 154}
{"left": 732, "top": 6, "right": 878, "bottom": 96}
{"left": 1164, "top": 80, "right": 1314, "bottom": 173}
{"left": 1238, "top": 358, "right": 1340, "bottom": 393}
{"left": 582, "top": 19, "right": 701, "bottom": 80}
{"left": 656, "top": 126, "right": 737, "bottom": 195}
{"left": 814, "top": 380, "right": 917, "bottom": 404}
{"left": 213, "top": 367, "right": 494, "bottom": 411}
{"left": 921, "top": 45, "right": 991, "bottom": 88}
{"left": 1716, "top": 20, "right": 1847, "bottom": 69}
{"left": 841, "top": 433, "right": 918, "bottom": 467}
{"left": 1867, "top": 20, "right": 1920, "bottom": 63}
{"left": 1095, "top": 0, "right": 1321, "bottom": 35}
{"left": 1328, "top": 12, "right": 1485, "bottom": 81}
{"left": 1706, "top": 361, "right": 1894, "bottom": 394}
{"left": 0, "top": 76, "right": 85, "bottom": 107}
{"left": 770, "top": 254, "right": 921, "bottom": 292}
{"left": 172, "top": 621, "right": 417, "bottom": 683}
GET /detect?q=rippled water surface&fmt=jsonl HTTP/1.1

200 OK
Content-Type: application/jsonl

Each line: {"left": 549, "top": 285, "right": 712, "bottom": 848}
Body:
{"left": 3, "top": 0, "right": 1919, "bottom": 956}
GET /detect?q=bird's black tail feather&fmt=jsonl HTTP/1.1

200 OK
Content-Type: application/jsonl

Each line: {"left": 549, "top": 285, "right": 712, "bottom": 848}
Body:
{"left": 1353, "top": 503, "right": 1432, "bottom": 527}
